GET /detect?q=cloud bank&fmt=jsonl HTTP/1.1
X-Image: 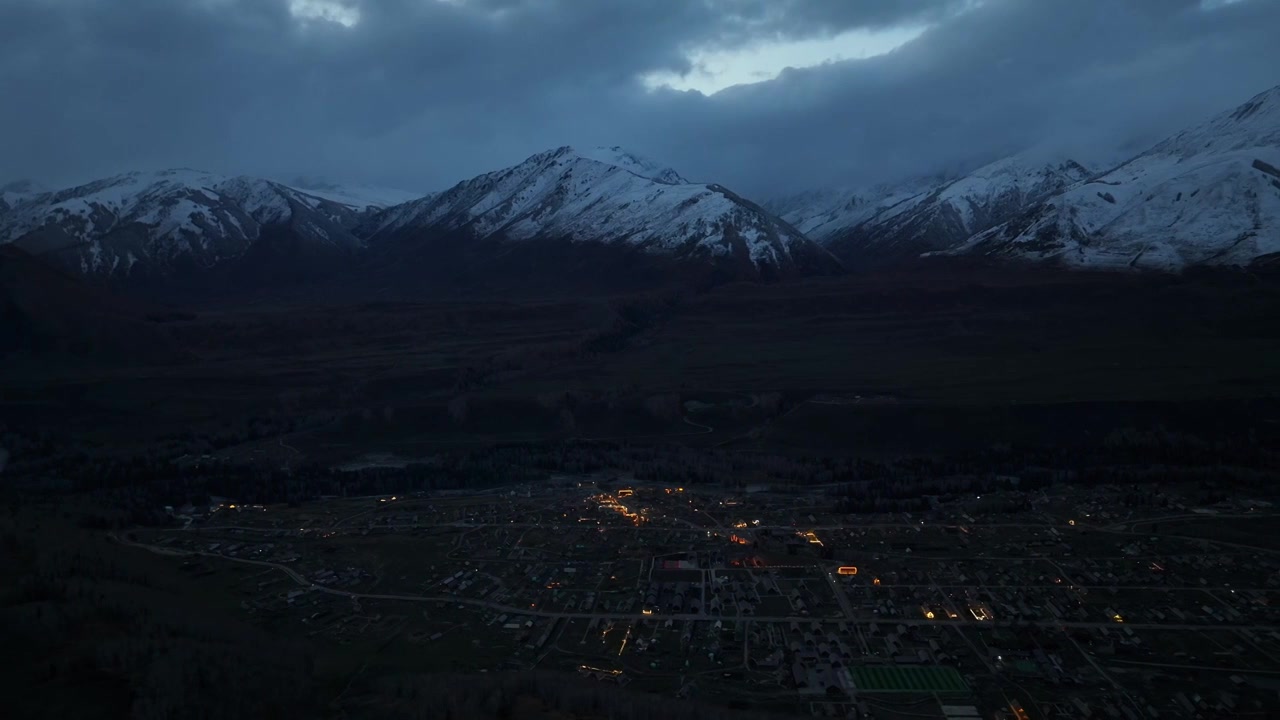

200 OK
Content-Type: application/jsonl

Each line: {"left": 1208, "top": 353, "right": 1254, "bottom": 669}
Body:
{"left": 1, "top": 0, "right": 1276, "bottom": 196}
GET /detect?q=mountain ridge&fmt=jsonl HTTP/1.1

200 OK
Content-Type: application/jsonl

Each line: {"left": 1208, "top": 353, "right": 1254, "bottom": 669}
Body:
{"left": 0, "top": 147, "right": 841, "bottom": 296}
{"left": 0, "top": 169, "right": 376, "bottom": 279}
{"left": 363, "top": 145, "right": 841, "bottom": 278}
{"left": 950, "top": 85, "right": 1280, "bottom": 269}
{"left": 5, "top": 84, "right": 1279, "bottom": 289}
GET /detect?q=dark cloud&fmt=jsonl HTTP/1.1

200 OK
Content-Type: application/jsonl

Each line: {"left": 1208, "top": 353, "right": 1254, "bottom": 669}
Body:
{"left": 0, "top": 0, "right": 1276, "bottom": 197}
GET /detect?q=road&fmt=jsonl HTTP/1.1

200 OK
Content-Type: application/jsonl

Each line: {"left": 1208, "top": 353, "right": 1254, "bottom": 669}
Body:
{"left": 277, "top": 436, "right": 302, "bottom": 457}
{"left": 822, "top": 570, "right": 858, "bottom": 621}
{"left": 1064, "top": 621, "right": 1147, "bottom": 718}
{"left": 681, "top": 416, "right": 714, "bottom": 434}
{"left": 112, "top": 534, "right": 1279, "bottom": 631}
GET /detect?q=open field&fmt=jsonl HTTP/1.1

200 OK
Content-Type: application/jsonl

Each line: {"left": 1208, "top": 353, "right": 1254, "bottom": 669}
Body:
{"left": 4, "top": 268, "right": 1280, "bottom": 463}
{"left": 1132, "top": 516, "right": 1280, "bottom": 551}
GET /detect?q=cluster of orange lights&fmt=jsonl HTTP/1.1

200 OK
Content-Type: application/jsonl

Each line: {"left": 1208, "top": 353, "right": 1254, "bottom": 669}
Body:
{"left": 729, "top": 534, "right": 750, "bottom": 545}
{"left": 797, "top": 531, "right": 823, "bottom": 546}
{"left": 920, "top": 607, "right": 959, "bottom": 620}
{"left": 596, "top": 493, "right": 645, "bottom": 525}
{"left": 837, "top": 566, "right": 858, "bottom": 576}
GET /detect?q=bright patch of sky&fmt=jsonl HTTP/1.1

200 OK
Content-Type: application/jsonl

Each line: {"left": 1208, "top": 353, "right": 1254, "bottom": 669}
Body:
{"left": 289, "top": 0, "right": 360, "bottom": 27}
{"left": 644, "top": 25, "right": 927, "bottom": 95}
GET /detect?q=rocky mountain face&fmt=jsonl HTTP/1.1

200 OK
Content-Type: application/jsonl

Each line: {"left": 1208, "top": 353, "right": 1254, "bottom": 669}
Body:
{"left": 364, "top": 146, "right": 840, "bottom": 280}
{"left": 951, "top": 86, "right": 1280, "bottom": 270}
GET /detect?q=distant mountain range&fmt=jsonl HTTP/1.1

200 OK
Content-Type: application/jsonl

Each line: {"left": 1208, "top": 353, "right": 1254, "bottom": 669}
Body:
{"left": 768, "top": 156, "right": 1093, "bottom": 269}
{"left": 0, "top": 170, "right": 370, "bottom": 283}
{"left": 0, "top": 147, "right": 839, "bottom": 295}
{"left": 772, "top": 84, "right": 1280, "bottom": 271}
{"left": 950, "top": 86, "right": 1280, "bottom": 269}
{"left": 2, "top": 84, "right": 1278, "bottom": 297}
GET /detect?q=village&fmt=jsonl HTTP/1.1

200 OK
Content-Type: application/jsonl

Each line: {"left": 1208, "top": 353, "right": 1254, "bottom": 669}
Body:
{"left": 124, "top": 478, "right": 1280, "bottom": 720}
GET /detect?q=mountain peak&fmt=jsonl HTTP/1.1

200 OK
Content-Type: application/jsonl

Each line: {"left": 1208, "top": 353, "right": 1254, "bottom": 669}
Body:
{"left": 520, "top": 145, "right": 687, "bottom": 185}
{"left": 1150, "top": 84, "right": 1280, "bottom": 160}
{"left": 1229, "top": 84, "right": 1280, "bottom": 122}
{"left": 572, "top": 146, "right": 688, "bottom": 185}
{"left": 368, "top": 144, "right": 838, "bottom": 277}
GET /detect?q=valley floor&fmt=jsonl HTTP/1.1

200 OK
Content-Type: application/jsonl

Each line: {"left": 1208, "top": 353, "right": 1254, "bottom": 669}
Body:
{"left": 5, "top": 264, "right": 1280, "bottom": 461}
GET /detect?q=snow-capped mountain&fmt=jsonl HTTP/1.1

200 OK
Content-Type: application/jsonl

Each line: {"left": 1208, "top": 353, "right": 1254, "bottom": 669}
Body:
{"left": 0, "top": 169, "right": 372, "bottom": 278}
{"left": 570, "top": 146, "right": 688, "bottom": 185}
{"left": 770, "top": 155, "right": 1092, "bottom": 267}
{"left": 764, "top": 182, "right": 935, "bottom": 243}
{"left": 954, "top": 86, "right": 1280, "bottom": 269}
{"left": 365, "top": 146, "right": 839, "bottom": 276}
{"left": 1, "top": 179, "right": 46, "bottom": 213}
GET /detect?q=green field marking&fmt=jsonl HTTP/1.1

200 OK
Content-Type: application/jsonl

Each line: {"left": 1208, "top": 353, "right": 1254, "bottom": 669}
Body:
{"left": 851, "top": 665, "right": 968, "bottom": 693}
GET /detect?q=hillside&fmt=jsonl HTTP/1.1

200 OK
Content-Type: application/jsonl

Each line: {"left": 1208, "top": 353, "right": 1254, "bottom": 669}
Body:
{"left": 0, "top": 170, "right": 373, "bottom": 282}
{"left": 364, "top": 146, "right": 841, "bottom": 283}
{"left": 953, "top": 86, "right": 1280, "bottom": 269}
{"left": 0, "top": 245, "right": 177, "bottom": 361}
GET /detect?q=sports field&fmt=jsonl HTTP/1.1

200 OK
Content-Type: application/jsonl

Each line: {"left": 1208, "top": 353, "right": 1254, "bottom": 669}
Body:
{"left": 850, "top": 665, "right": 969, "bottom": 693}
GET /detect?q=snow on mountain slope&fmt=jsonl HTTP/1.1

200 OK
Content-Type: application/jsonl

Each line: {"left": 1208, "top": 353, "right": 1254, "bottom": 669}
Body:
{"left": 956, "top": 86, "right": 1280, "bottom": 270}
{"left": 367, "top": 146, "right": 838, "bottom": 274}
{"left": 765, "top": 183, "right": 932, "bottom": 242}
{"left": 0, "top": 169, "right": 366, "bottom": 277}
{"left": 285, "top": 178, "right": 427, "bottom": 210}
{"left": 572, "top": 146, "right": 687, "bottom": 185}
{"left": 813, "top": 154, "right": 1091, "bottom": 267}
{"left": 1, "top": 179, "right": 46, "bottom": 212}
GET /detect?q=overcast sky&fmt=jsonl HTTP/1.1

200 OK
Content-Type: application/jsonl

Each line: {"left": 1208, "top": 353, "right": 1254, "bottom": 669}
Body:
{"left": 1, "top": 0, "right": 1277, "bottom": 198}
